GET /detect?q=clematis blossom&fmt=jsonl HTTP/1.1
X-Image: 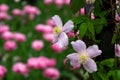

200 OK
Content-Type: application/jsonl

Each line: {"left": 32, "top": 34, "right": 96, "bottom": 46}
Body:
{"left": 52, "top": 15, "right": 74, "bottom": 48}
{"left": 66, "top": 40, "right": 102, "bottom": 73}
{"left": 115, "top": 44, "right": 120, "bottom": 57}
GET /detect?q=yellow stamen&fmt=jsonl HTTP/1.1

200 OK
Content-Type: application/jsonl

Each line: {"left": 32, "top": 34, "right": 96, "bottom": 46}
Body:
{"left": 53, "top": 27, "right": 61, "bottom": 34}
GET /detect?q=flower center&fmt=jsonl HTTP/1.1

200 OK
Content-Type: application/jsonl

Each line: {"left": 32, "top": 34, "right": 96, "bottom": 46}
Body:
{"left": 53, "top": 27, "right": 61, "bottom": 34}
{"left": 80, "top": 54, "right": 87, "bottom": 61}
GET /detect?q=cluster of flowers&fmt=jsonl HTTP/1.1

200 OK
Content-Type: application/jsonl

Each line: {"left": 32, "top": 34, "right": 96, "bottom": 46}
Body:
{"left": 44, "top": 0, "right": 70, "bottom": 7}
{"left": 0, "top": 4, "right": 40, "bottom": 20}
{"left": 0, "top": 56, "right": 60, "bottom": 79}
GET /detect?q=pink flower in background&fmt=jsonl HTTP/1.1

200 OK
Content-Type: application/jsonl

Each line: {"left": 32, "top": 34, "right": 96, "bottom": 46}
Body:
{"left": 47, "top": 59, "right": 56, "bottom": 67}
{"left": 44, "top": 0, "right": 53, "bottom": 5}
{"left": 31, "top": 40, "right": 44, "bottom": 51}
{"left": 27, "top": 57, "right": 40, "bottom": 69}
{"left": 66, "top": 40, "right": 102, "bottom": 73}
{"left": 115, "top": 44, "right": 120, "bottom": 57}
{"left": 43, "top": 25, "right": 53, "bottom": 33}
{"left": 43, "top": 33, "right": 54, "bottom": 42}
{"left": 0, "top": 25, "right": 9, "bottom": 34}
{"left": 91, "top": 12, "right": 95, "bottom": 20}
{"left": 51, "top": 43, "right": 65, "bottom": 53}
{"left": 52, "top": 15, "right": 74, "bottom": 48}
{"left": 13, "top": 33, "right": 26, "bottom": 42}
{"left": 1, "top": 31, "right": 13, "bottom": 40}
{"left": 27, "top": 57, "right": 47, "bottom": 69}
{"left": 4, "top": 40, "right": 17, "bottom": 51}
{"left": 0, "top": 65, "right": 7, "bottom": 78}
{"left": 43, "top": 68, "right": 60, "bottom": 80}
{"left": 12, "top": 9, "right": 22, "bottom": 16}
{"left": 0, "top": 4, "right": 9, "bottom": 12}
{"left": 35, "top": 24, "right": 45, "bottom": 33}
{"left": 80, "top": 7, "right": 85, "bottom": 15}
{"left": 54, "top": 0, "right": 64, "bottom": 8}
{"left": 46, "top": 19, "right": 55, "bottom": 27}
{"left": 64, "top": 0, "right": 71, "bottom": 5}
{"left": 12, "top": 62, "right": 29, "bottom": 75}
{"left": 0, "top": 12, "right": 10, "bottom": 20}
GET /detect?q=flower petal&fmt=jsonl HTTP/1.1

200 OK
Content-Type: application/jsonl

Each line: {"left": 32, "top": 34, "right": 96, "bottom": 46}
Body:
{"left": 62, "top": 20, "right": 74, "bottom": 33}
{"left": 66, "top": 53, "right": 79, "bottom": 66}
{"left": 57, "top": 32, "right": 68, "bottom": 48}
{"left": 87, "top": 45, "right": 102, "bottom": 58}
{"left": 52, "top": 34, "right": 59, "bottom": 43}
{"left": 52, "top": 15, "right": 62, "bottom": 27}
{"left": 115, "top": 44, "right": 120, "bottom": 57}
{"left": 83, "top": 58, "right": 97, "bottom": 73}
{"left": 71, "top": 40, "right": 86, "bottom": 53}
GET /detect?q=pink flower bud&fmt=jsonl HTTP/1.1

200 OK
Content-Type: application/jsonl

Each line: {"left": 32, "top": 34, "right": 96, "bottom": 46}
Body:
{"left": 91, "top": 13, "right": 95, "bottom": 20}
{"left": 0, "top": 4, "right": 9, "bottom": 12}
{"left": 43, "top": 68, "right": 60, "bottom": 80}
{"left": 31, "top": 40, "right": 44, "bottom": 51}
{"left": 12, "top": 62, "right": 29, "bottom": 75}
{"left": 46, "top": 19, "right": 54, "bottom": 27}
{"left": 35, "top": 24, "right": 45, "bottom": 33}
{"left": 12, "top": 9, "right": 22, "bottom": 16}
{"left": 4, "top": 40, "right": 17, "bottom": 51}
{"left": 80, "top": 8, "right": 85, "bottom": 15}
{"left": 13, "top": 33, "right": 26, "bottom": 42}
{"left": 51, "top": 43, "right": 64, "bottom": 53}
{"left": 0, "top": 65, "right": 7, "bottom": 78}
{"left": 44, "top": 0, "right": 53, "bottom": 5}
{"left": 67, "top": 31, "right": 75, "bottom": 37}
{"left": 43, "top": 33, "right": 54, "bottom": 42}
{"left": 0, "top": 25, "right": 9, "bottom": 34}
{"left": 64, "top": 0, "right": 70, "bottom": 5}
{"left": 1, "top": 31, "right": 13, "bottom": 40}
{"left": 43, "top": 25, "right": 53, "bottom": 33}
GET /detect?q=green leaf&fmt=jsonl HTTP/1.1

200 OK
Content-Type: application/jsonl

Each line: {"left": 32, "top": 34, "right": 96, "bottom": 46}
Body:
{"left": 92, "top": 73, "right": 100, "bottom": 80}
{"left": 87, "top": 21, "right": 95, "bottom": 36}
{"left": 100, "top": 58, "right": 115, "bottom": 68}
{"left": 97, "top": 72, "right": 109, "bottom": 80}
{"left": 111, "top": 34, "right": 117, "bottom": 44}
{"left": 79, "top": 23, "right": 87, "bottom": 38}
{"left": 70, "top": 0, "right": 84, "bottom": 14}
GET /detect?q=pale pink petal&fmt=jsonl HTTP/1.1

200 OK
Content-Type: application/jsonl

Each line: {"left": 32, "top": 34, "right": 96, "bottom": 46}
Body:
{"left": 52, "top": 15, "right": 62, "bottom": 27}
{"left": 57, "top": 32, "right": 68, "bottom": 48}
{"left": 62, "top": 20, "right": 74, "bottom": 33}
{"left": 71, "top": 40, "right": 86, "bottom": 53}
{"left": 83, "top": 58, "right": 97, "bottom": 73}
{"left": 52, "top": 35, "right": 59, "bottom": 43}
{"left": 87, "top": 45, "right": 102, "bottom": 58}
{"left": 115, "top": 44, "right": 120, "bottom": 57}
{"left": 66, "top": 53, "right": 79, "bottom": 66}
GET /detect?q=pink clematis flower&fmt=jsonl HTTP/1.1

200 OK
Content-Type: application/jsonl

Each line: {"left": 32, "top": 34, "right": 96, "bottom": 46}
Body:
{"left": 115, "top": 44, "right": 120, "bottom": 57}
{"left": 66, "top": 40, "right": 102, "bottom": 73}
{"left": 52, "top": 15, "right": 74, "bottom": 48}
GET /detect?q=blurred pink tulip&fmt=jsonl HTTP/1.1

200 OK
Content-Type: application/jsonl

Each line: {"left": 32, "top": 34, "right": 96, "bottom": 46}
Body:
{"left": 0, "top": 65, "right": 7, "bottom": 78}
{"left": 12, "top": 62, "right": 29, "bottom": 75}
{"left": 46, "top": 19, "right": 55, "bottom": 27}
{"left": 35, "top": 24, "right": 45, "bottom": 33}
{"left": 12, "top": 9, "right": 22, "bottom": 16}
{"left": 4, "top": 40, "right": 17, "bottom": 51}
{"left": 64, "top": 0, "right": 71, "bottom": 5}
{"left": 1, "top": 31, "right": 13, "bottom": 40}
{"left": 54, "top": 0, "right": 64, "bottom": 8}
{"left": 43, "top": 33, "right": 54, "bottom": 42}
{"left": 47, "top": 59, "right": 56, "bottom": 67}
{"left": 43, "top": 68, "right": 60, "bottom": 80}
{"left": 0, "top": 25, "right": 9, "bottom": 34}
{"left": 31, "top": 40, "right": 44, "bottom": 51}
{"left": 13, "top": 33, "right": 26, "bottom": 42}
{"left": 0, "top": 4, "right": 9, "bottom": 12}
{"left": 43, "top": 25, "right": 53, "bottom": 33}
{"left": 67, "top": 31, "right": 75, "bottom": 37}
{"left": 44, "top": 0, "right": 53, "bottom": 5}
{"left": 0, "top": 12, "right": 10, "bottom": 20}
